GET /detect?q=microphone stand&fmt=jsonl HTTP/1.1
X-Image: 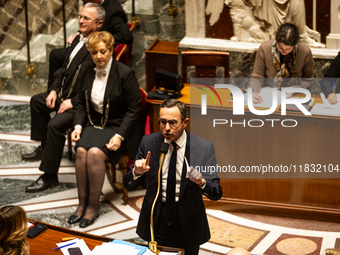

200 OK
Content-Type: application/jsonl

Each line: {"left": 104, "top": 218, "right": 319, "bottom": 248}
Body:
{"left": 149, "top": 143, "right": 169, "bottom": 254}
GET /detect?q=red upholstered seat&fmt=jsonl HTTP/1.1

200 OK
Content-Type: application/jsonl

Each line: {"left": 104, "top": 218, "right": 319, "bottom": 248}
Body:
{"left": 115, "top": 23, "right": 135, "bottom": 67}
{"left": 109, "top": 87, "right": 149, "bottom": 204}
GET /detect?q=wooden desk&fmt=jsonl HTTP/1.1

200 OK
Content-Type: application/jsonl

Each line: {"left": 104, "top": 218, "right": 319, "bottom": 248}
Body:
{"left": 146, "top": 84, "right": 340, "bottom": 221}
{"left": 26, "top": 220, "right": 184, "bottom": 255}
{"left": 145, "top": 39, "right": 179, "bottom": 92}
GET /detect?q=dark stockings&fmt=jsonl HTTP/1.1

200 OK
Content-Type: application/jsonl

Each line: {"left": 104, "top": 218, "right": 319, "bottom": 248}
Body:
{"left": 74, "top": 147, "right": 108, "bottom": 220}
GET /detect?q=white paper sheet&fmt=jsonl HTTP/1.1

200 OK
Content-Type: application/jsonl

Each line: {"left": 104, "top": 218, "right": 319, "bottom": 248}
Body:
{"left": 320, "top": 93, "right": 340, "bottom": 109}
{"left": 244, "top": 87, "right": 281, "bottom": 108}
{"left": 310, "top": 103, "right": 340, "bottom": 117}
{"left": 56, "top": 238, "right": 91, "bottom": 255}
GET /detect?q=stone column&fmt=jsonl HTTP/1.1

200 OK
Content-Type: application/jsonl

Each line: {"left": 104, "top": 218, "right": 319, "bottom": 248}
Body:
{"left": 185, "top": 0, "right": 206, "bottom": 38}
{"left": 326, "top": 0, "right": 340, "bottom": 49}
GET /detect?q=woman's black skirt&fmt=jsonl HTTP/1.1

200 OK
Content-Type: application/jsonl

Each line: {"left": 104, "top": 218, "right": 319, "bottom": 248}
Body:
{"left": 75, "top": 125, "right": 125, "bottom": 165}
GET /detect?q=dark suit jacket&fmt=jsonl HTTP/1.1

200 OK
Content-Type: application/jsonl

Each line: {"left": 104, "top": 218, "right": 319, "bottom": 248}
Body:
{"left": 49, "top": 35, "right": 91, "bottom": 106}
{"left": 321, "top": 51, "right": 340, "bottom": 98}
{"left": 101, "top": 0, "right": 133, "bottom": 46}
{"left": 73, "top": 59, "right": 142, "bottom": 159}
{"left": 123, "top": 131, "right": 223, "bottom": 247}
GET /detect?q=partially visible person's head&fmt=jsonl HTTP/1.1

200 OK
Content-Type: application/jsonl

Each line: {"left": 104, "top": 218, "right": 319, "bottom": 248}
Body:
{"left": 275, "top": 23, "right": 299, "bottom": 55}
{"left": 0, "top": 205, "right": 29, "bottom": 255}
{"left": 78, "top": 3, "right": 105, "bottom": 37}
{"left": 86, "top": 31, "right": 114, "bottom": 68}
{"left": 158, "top": 99, "right": 189, "bottom": 142}
{"left": 82, "top": 0, "right": 102, "bottom": 5}
{"left": 227, "top": 247, "right": 251, "bottom": 255}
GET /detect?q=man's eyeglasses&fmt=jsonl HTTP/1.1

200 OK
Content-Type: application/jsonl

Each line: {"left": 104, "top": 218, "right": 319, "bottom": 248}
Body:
{"left": 78, "top": 15, "right": 94, "bottom": 22}
{"left": 158, "top": 119, "right": 178, "bottom": 128}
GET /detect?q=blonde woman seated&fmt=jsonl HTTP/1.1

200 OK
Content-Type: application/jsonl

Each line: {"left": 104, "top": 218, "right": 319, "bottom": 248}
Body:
{"left": 69, "top": 31, "right": 141, "bottom": 228}
{"left": 0, "top": 205, "right": 30, "bottom": 255}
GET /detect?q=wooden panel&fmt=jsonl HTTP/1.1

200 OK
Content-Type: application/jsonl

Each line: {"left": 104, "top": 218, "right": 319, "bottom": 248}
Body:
{"left": 145, "top": 39, "right": 179, "bottom": 92}
{"left": 146, "top": 84, "right": 340, "bottom": 220}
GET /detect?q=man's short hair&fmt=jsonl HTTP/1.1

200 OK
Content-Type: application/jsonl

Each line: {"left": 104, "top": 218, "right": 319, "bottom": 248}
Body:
{"left": 159, "top": 98, "right": 188, "bottom": 122}
{"left": 84, "top": 2, "right": 106, "bottom": 21}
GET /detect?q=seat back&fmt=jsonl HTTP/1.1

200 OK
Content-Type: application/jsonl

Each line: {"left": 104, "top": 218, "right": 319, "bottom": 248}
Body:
{"left": 116, "top": 23, "right": 135, "bottom": 67}
{"left": 181, "top": 50, "right": 229, "bottom": 83}
{"left": 139, "top": 87, "right": 150, "bottom": 135}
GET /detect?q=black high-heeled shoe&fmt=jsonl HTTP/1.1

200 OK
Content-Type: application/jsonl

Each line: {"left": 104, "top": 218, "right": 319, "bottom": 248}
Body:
{"left": 68, "top": 211, "right": 85, "bottom": 224}
{"left": 68, "top": 214, "right": 82, "bottom": 224}
{"left": 79, "top": 214, "right": 98, "bottom": 228}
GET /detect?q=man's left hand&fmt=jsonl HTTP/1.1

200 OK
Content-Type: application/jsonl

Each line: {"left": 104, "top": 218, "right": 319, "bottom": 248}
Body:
{"left": 58, "top": 99, "right": 73, "bottom": 114}
{"left": 188, "top": 167, "right": 206, "bottom": 187}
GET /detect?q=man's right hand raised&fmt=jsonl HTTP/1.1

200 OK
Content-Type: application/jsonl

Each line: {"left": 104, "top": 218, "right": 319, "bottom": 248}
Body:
{"left": 134, "top": 151, "right": 151, "bottom": 177}
{"left": 46, "top": 91, "right": 57, "bottom": 109}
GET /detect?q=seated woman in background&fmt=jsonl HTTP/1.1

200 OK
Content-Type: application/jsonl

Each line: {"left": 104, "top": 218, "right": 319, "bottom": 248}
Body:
{"left": 0, "top": 205, "right": 30, "bottom": 255}
{"left": 250, "top": 23, "right": 314, "bottom": 103}
{"left": 69, "top": 31, "right": 141, "bottom": 228}
{"left": 321, "top": 52, "right": 340, "bottom": 104}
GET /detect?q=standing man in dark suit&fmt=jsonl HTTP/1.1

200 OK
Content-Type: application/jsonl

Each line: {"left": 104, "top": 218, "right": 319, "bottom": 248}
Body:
{"left": 123, "top": 99, "right": 223, "bottom": 255}
{"left": 48, "top": 0, "right": 132, "bottom": 89}
{"left": 21, "top": 3, "right": 105, "bottom": 192}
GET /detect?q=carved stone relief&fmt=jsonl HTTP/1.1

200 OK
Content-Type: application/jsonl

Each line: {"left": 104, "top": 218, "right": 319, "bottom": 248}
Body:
{"left": 206, "top": 0, "right": 325, "bottom": 48}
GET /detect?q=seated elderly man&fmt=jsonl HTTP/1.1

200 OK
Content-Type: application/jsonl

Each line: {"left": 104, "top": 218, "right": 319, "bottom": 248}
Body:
{"left": 48, "top": 0, "right": 132, "bottom": 89}
{"left": 21, "top": 3, "right": 105, "bottom": 192}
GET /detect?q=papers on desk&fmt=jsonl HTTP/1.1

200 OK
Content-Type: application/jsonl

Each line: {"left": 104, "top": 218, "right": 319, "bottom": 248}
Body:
{"left": 90, "top": 240, "right": 179, "bottom": 255}
{"left": 56, "top": 238, "right": 91, "bottom": 255}
{"left": 310, "top": 93, "right": 340, "bottom": 117}
{"left": 310, "top": 103, "right": 340, "bottom": 117}
{"left": 320, "top": 93, "right": 340, "bottom": 109}
{"left": 91, "top": 243, "right": 141, "bottom": 255}
{"left": 57, "top": 238, "right": 178, "bottom": 255}
{"left": 244, "top": 87, "right": 281, "bottom": 108}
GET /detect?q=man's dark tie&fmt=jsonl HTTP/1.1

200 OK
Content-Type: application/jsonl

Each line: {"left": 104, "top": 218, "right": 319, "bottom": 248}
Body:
{"left": 165, "top": 142, "right": 177, "bottom": 226}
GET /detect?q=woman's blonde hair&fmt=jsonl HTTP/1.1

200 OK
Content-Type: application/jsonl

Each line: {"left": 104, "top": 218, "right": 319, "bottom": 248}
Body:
{"left": 0, "top": 205, "right": 30, "bottom": 255}
{"left": 86, "top": 31, "right": 115, "bottom": 52}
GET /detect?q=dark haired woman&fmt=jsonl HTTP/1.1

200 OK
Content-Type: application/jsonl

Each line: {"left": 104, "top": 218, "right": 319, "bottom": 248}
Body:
{"left": 250, "top": 23, "right": 314, "bottom": 103}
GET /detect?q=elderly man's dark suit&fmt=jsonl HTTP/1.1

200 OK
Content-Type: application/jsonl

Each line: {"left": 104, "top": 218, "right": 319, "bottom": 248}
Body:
{"left": 101, "top": 0, "right": 133, "bottom": 46}
{"left": 48, "top": 0, "right": 132, "bottom": 88}
{"left": 73, "top": 59, "right": 142, "bottom": 162}
{"left": 123, "top": 131, "right": 223, "bottom": 251}
{"left": 31, "top": 34, "right": 91, "bottom": 174}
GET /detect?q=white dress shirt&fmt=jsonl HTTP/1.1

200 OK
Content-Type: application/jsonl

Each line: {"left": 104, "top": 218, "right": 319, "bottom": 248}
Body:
{"left": 161, "top": 131, "right": 187, "bottom": 202}
{"left": 91, "top": 57, "right": 112, "bottom": 114}
{"left": 67, "top": 34, "right": 88, "bottom": 69}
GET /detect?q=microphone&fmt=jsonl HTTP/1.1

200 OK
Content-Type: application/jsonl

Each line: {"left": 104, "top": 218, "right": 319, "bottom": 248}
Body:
{"left": 159, "top": 142, "right": 169, "bottom": 167}
{"left": 149, "top": 142, "right": 169, "bottom": 253}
